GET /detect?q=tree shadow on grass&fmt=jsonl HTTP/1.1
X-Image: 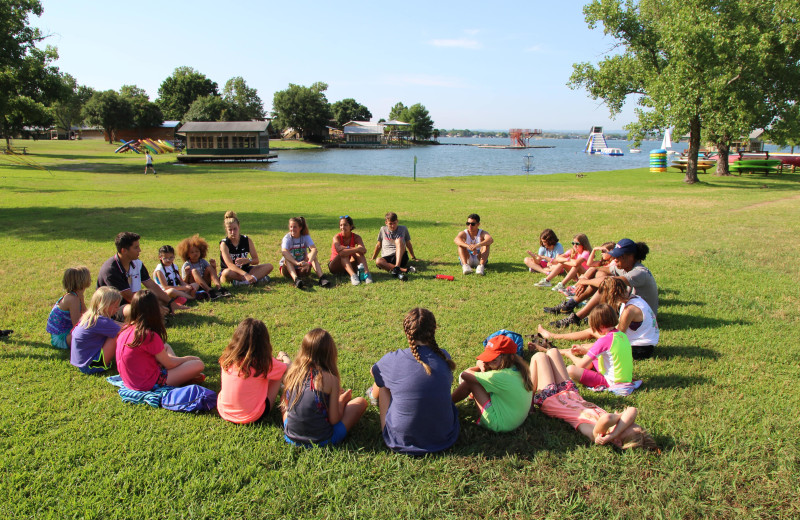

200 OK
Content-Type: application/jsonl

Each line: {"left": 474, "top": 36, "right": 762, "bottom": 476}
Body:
{"left": 654, "top": 344, "right": 721, "bottom": 361}
{"left": 701, "top": 176, "right": 800, "bottom": 191}
{"left": 657, "top": 311, "right": 742, "bottom": 331}
{"left": 640, "top": 374, "right": 711, "bottom": 390}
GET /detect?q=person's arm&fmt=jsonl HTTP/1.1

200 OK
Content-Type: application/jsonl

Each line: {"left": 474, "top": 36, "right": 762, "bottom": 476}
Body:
{"left": 65, "top": 293, "right": 83, "bottom": 326}
{"left": 371, "top": 241, "right": 382, "bottom": 260}
{"left": 559, "top": 347, "right": 594, "bottom": 369}
{"left": 307, "top": 245, "right": 318, "bottom": 263}
{"left": 154, "top": 346, "right": 201, "bottom": 369}
{"left": 154, "top": 269, "right": 169, "bottom": 287}
{"left": 221, "top": 242, "right": 255, "bottom": 281}
{"left": 322, "top": 371, "right": 343, "bottom": 425}
{"left": 350, "top": 235, "right": 367, "bottom": 255}
{"left": 617, "top": 304, "right": 643, "bottom": 333}
{"left": 406, "top": 240, "right": 416, "bottom": 260}
{"left": 333, "top": 236, "right": 344, "bottom": 254}
{"left": 595, "top": 407, "right": 638, "bottom": 445}
{"left": 142, "top": 279, "right": 173, "bottom": 306}
{"left": 246, "top": 237, "right": 260, "bottom": 266}
{"left": 479, "top": 231, "right": 494, "bottom": 248}
{"left": 586, "top": 248, "right": 604, "bottom": 268}
{"left": 454, "top": 231, "right": 469, "bottom": 248}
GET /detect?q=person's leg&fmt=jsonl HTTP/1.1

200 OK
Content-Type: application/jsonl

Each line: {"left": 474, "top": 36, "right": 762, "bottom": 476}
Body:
{"left": 524, "top": 256, "right": 548, "bottom": 273}
{"left": 457, "top": 246, "right": 471, "bottom": 267}
{"left": 530, "top": 351, "right": 555, "bottom": 392}
{"left": 164, "top": 286, "right": 193, "bottom": 300}
{"left": 545, "top": 263, "right": 564, "bottom": 282}
{"left": 561, "top": 266, "right": 580, "bottom": 285}
{"left": 575, "top": 289, "right": 602, "bottom": 319}
{"left": 546, "top": 348, "right": 570, "bottom": 384}
{"left": 479, "top": 244, "right": 490, "bottom": 265}
{"left": 101, "top": 336, "right": 117, "bottom": 363}
{"left": 568, "top": 364, "right": 606, "bottom": 387}
{"left": 250, "top": 263, "right": 273, "bottom": 280}
{"left": 165, "top": 359, "right": 205, "bottom": 386}
{"left": 281, "top": 262, "right": 299, "bottom": 281}
{"left": 394, "top": 239, "right": 406, "bottom": 268}
{"left": 205, "top": 267, "right": 222, "bottom": 290}
{"left": 328, "top": 255, "right": 348, "bottom": 275}
{"left": 538, "top": 324, "right": 594, "bottom": 342}
{"left": 377, "top": 387, "right": 392, "bottom": 430}
{"left": 340, "top": 395, "right": 368, "bottom": 431}
{"left": 311, "top": 257, "right": 324, "bottom": 278}
{"left": 353, "top": 253, "right": 370, "bottom": 273}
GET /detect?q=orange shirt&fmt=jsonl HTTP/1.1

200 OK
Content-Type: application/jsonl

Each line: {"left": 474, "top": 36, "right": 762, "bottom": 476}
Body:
{"left": 218, "top": 359, "right": 288, "bottom": 424}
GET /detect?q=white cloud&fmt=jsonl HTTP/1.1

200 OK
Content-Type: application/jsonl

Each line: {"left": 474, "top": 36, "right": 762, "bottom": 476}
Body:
{"left": 429, "top": 38, "right": 482, "bottom": 50}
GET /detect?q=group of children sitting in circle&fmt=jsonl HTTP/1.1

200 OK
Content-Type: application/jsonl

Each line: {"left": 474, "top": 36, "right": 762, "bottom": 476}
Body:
{"left": 44, "top": 213, "right": 660, "bottom": 454}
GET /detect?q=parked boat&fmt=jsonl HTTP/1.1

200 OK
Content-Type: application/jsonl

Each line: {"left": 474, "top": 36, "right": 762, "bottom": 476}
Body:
{"left": 601, "top": 148, "right": 624, "bottom": 156}
{"left": 629, "top": 148, "right": 641, "bottom": 153}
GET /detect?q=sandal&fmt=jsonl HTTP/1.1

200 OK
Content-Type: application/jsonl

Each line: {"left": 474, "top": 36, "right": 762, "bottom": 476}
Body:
{"left": 525, "top": 333, "right": 554, "bottom": 352}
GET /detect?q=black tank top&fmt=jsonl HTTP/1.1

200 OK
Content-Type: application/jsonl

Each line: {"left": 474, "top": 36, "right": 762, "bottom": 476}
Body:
{"left": 220, "top": 235, "right": 250, "bottom": 268}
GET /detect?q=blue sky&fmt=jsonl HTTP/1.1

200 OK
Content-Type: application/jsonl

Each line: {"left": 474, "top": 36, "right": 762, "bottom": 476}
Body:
{"left": 35, "top": 1, "right": 638, "bottom": 131}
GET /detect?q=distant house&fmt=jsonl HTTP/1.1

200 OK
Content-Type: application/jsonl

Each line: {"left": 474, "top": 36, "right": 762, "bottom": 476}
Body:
{"left": 731, "top": 129, "right": 765, "bottom": 153}
{"left": 176, "top": 121, "right": 275, "bottom": 162}
{"left": 343, "top": 121, "right": 384, "bottom": 144}
{"left": 112, "top": 121, "right": 182, "bottom": 143}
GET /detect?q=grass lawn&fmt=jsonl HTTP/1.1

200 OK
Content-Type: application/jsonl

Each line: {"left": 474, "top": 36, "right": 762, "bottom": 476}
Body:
{"left": 1, "top": 139, "right": 799, "bottom": 519}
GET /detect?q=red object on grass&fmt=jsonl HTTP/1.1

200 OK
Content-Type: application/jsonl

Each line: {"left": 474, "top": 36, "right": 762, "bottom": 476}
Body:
{"left": 175, "top": 296, "right": 188, "bottom": 305}
{"left": 436, "top": 275, "right": 455, "bottom": 281}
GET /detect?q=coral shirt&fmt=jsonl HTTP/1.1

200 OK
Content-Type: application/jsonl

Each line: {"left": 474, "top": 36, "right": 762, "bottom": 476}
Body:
{"left": 218, "top": 359, "right": 288, "bottom": 424}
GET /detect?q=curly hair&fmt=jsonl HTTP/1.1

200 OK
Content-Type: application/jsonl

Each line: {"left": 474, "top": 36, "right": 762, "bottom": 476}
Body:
{"left": 176, "top": 234, "right": 210, "bottom": 262}
{"left": 403, "top": 308, "right": 455, "bottom": 375}
{"left": 599, "top": 277, "right": 630, "bottom": 307}
{"left": 539, "top": 228, "right": 558, "bottom": 246}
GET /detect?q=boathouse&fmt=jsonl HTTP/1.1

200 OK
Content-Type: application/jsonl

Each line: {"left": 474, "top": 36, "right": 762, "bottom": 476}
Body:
{"left": 343, "top": 121, "right": 383, "bottom": 144}
{"left": 176, "top": 121, "right": 275, "bottom": 162}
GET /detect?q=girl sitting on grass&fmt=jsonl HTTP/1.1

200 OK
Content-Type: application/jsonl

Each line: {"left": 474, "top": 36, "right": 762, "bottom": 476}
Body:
{"left": 451, "top": 335, "right": 533, "bottom": 433}
{"left": 328, "top": 215, "right": 373, "bottom": 285}
{"left": 534, "top": 233, "right": 592, "bottom": 289}
{"left": 70, "top": 287, "right": 121, "bottom": 375}
{"left": 282, "top": 328, "right": 367, "bottom": 447}
{"left": 558, "top": 241, "right": 616, "bottom": 298}
{"left": 368, "top": 308, "right": 460, "bottom": 455}
{"left": 280, "top": 216, "right": 331, "bottom": 289}
{"left": 46, "top": 266, "right": 90, "bottom": 350}
{"left": 219, "top": 211, "right": 273, "bottom": 287}
{"left": 531, "top": 347, "right": 657, "bottom": 451}
{"left": 178, "top": 234, "right": 228, "bottom": 299}
{"left": 217, "top": 318, "right": 291, "bottom": 424}
{"left": 524, "top": 228, "right": 564, "bottom": 275}
{"left": 116, "top": 290, "right": 205, "bottom": 391}
{"left": 153, "top": 245, "right": 198, "bottom": 304}
{"left": 559, "top": 303, "right": 633, "bottom": 389}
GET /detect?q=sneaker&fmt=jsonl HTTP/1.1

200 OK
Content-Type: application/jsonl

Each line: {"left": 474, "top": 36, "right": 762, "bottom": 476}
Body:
{"left": 294, "top": 278, "right": 305, "bottom": 289}
{"left": 543, "top": 299, "right": 576, "bottom": 314}
{"left": 476, "top": 264, "right": 485, "bottom": 276}
{"left": 391, "top": 267, "right": 401, "bottom": 278}
{"left": 319, "top": 275, "right": 332, "bottom": 288}
{"left": 529, "top": 267, "right": 534, "bottom": 273}
{"left": 462, "top": 264, "right": 473, "bottom": 275}
{"left": 365, "top": 386, "right": 378, "bottom": 406}
{"left": 534, "top": 278, "right": 552, "bottom": 287}
{"left": 195, "top": 290, "right": 211, "bottom": 301}
{"left": 552, "top": 282, "right": 564, "bottom": 292}
{"left": 218, "top": 287, "right": 232, "bottom": 297}
{"left": 208, "top": 289, "right": 221, "bottom": 300}
{"left": 550, "top": 313, "right": 581, "bottom": 328}
{"left": 397, "top": 272, "right": 407, "bottom": 282}
{"left": 364, "top": 273, "right": 373, "bottom": 284}
{"left": 350, "top": 274, "right": 360, "bottom": 286}
{"left": 258, "top": 275, "right": 271, "bottom": 285}
{"left": 406, "top": 265, "right": 416, "bottom": 273}
{"left": 232, "top": 279, "right": 249, "bottom": 286}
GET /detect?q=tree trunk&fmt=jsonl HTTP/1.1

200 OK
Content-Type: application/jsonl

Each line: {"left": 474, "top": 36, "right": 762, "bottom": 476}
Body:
{"left": 715, "top": 139, "right": 730, "bottom": 176}
{"left": 684, "top": 116, "right": 701, "bottom": 184}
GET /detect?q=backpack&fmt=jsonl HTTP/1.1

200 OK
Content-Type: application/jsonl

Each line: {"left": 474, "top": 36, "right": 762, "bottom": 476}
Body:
{"left": 483, "top": 329, "right": 524, "bottom": 355}
{"left": 161, "top": 385, "right": 217, "bottom": 413}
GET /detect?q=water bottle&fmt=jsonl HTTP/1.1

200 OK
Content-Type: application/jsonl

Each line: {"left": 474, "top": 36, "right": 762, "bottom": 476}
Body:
{"left": 358, "top": 263, "right": 367, "bottom": 281}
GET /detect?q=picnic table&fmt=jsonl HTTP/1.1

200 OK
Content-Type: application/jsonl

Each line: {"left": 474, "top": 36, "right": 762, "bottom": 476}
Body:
{"left": 670, "top": 161, "right": 715, "bottom": 174}
{"left": 3, "top": 146, "right": 28, "bottom": 155}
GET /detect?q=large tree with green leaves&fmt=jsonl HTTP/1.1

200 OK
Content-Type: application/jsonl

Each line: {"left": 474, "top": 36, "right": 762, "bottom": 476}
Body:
{"left": 156, "top": 66, "right": 218, "bottom": 121}
{"left": 404, "top": 103, "right": 434, "bottom": 140}
{"left": 222, "top": 77, "right": 265, "bottom": 120}
{"left": 271, "top": 82, "right": 332, "bottom": 139}
{"left": 184, "top": 95, "right": 233, "bottom": 122}
{"left": 331, "top": 98, "right": 372, "bottom": 128}
{"left": 569, "top": 0, "right": 800, "bottom": 183}
{"left": 120, "top": 84, "right": 163, "bottom": 128}
{"left": 388, "top": 102, "right": 407, "bottom": 121}
{"left": 49, "top": 73, "right": 93, "bottom": 136}
{"left": 0, "top": 0, "right": 63, "bottom": 146}
{"left": 82, "top": 90, "right": 133, "bottom": 143}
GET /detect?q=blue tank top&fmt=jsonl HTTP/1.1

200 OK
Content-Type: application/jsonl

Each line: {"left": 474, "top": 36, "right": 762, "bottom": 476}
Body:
{"left": 284, "top": 369, "right": 333, "bottom": 444}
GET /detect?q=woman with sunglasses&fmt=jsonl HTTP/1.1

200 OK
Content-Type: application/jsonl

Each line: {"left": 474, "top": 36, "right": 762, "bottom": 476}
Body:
{"left": 454, "top": 213, "right": 493, "bottom": 275}
{"left": 328, "top": 215, "right": 373, "bottom": 285}
{"left": 534, "top": 233, "right": 591, "bottom": 288}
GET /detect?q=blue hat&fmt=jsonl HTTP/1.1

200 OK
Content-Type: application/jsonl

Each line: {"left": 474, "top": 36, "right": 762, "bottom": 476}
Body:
{"left": 610, "top": 238, "right": 636, "bottom": 257}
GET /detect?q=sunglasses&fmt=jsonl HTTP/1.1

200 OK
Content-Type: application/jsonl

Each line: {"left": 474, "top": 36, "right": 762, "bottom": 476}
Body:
{"left": 572, "top": 241, "right": 581, "bottom": 245}
{"left": 466, "top": 221, "right": 478, "bottom": 226}
{"left": 339, "top": 215, "right": 350, "bottom": 219}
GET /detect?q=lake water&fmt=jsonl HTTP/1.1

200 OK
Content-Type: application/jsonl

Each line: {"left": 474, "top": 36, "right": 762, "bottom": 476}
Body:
{"left": 258, "top": 137, "right": 689, "bottom": 178}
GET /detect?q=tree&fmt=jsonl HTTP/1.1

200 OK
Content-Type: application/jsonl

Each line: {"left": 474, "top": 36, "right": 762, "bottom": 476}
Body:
{"left": 271, "top": 82, "right": 332, "bottom": 139}
{"left": 569, "top": 0, "right": 800, "bottom": 183}
{"left": 156, "top": 66, "right": 218, "bottom": 120}
{"left": 389, "top": 102, "right": 407, "bottom": 121}
{"left": 82, "top": 90, "right": 133, "bottom": 143}
{"left": 119, "top": 84, "right": 163, "bottom": 128}
{"left": 184, "top": 95, "right": 233, "bottom": 122}
{"left": 0, "top": 1, "right": 63, "bottom": 146}
{"left": 331, "top": 98, "right": 372, "bottom": 128}
{"left": 404, "top": 103, "right": 434, "bottom": 140}
{"left": 49, "top": 73, "right": 93, "bottom": 136}
{"left": 222, "top": 77, "right": 265, "bottom": 120}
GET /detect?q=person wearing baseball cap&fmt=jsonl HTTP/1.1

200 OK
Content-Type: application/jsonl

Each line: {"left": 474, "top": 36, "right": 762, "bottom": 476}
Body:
{"left": 451, "top": 335, "right": 534, "bottom": 433}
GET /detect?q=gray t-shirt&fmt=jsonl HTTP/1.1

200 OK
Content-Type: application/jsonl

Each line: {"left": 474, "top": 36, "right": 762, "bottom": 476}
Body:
{"left": 610, "top": 262, "right": 658, "bottom": 315}
{"left": 378, "top": 225, "right": 411, "bottom": 257}
{"left": 181, "top": 258, "right": 210, "bottom": 280}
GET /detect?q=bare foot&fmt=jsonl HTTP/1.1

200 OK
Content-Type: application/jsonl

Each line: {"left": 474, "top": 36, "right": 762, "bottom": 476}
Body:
{"left": 537, "top": 324, "right": 552, "bottom": 340}
{"left": 277, "top": 351, "right": 291, "bottom": 364}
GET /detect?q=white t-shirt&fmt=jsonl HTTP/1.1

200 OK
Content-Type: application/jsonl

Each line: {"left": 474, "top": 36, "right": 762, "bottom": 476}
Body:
{"left": 153, "top": 263, "right": 182, "bottom": 287}
{"left": 280, "top": 233, "right": 315, "bottom": 266}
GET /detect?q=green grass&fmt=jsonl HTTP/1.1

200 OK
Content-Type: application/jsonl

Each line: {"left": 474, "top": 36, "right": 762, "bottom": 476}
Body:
{"left": 269, "top": 139, "right": 323, "bottom": 150}
{"left": 1, "top": 140, "right": 799, "bottom": 519}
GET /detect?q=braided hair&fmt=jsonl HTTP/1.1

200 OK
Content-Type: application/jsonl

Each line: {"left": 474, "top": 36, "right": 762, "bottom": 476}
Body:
{"left": 402, "top": 308, "right": 455, "bottom": 375}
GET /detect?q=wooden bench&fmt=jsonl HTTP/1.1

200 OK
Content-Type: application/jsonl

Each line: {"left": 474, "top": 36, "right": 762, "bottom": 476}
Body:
{"left": 670, "top": 163, "right": 715, "bottom": 173}
{"left": 3, "top": 146, "right": 27, "bottom": 155}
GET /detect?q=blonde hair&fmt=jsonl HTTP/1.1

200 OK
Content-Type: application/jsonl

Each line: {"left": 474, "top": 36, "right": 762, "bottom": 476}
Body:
{"left": 63, "top": 266, "right": 91, "bottom": 293}
{"left": 223, "top": 210, "right": 239, "bottom": 227}
{"left": 622, "top": 428, "right": 659, "bottom": 452}
{"left": 282, "top": 328, "right": 339, "bottom": 412}
{"left": 403, "top": 308, "right": 455, "bottom": 375}
{"left": 599, "top": 277, "right": 630, "bottom": 308}
{"left": 79, "top": 287, "right": 121, "bottom": 328}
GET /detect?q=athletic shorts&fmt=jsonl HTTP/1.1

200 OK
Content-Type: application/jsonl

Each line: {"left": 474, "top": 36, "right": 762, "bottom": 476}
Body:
{"left": 631, "top": 344, "right": 654, "bottom": 360}
{"left": 50, "top": 332, "right": 69, "bottom": 350}
{"left": 78, "top": 348, "right": 114, "bottom": 375}
{"left": 283, "top": 419, "right": 348, "bottom": 448}
{"left": 533, "top": 380, "right": 575, "bottom": 407}
{"left": 579, "top": 368, "right": 611, "bottom": 388}
{"left": 155, "top": 366, "right": 168, "bottom": 387}
{"left": 458, "top": 255, "right": 481, "bottom": 268}
{"left": 382, "top": 251, "right": 408, "bottom": 268}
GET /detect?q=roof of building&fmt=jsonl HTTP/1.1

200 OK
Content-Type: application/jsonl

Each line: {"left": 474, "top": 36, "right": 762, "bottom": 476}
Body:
{"left": 161, "top": 121, "right": 181, "bottom": 128}
{"left": 344, "top": 125, "right": 383, "bottom": 135}
{"left": 382, "top": 120, "right": 411, "bottom": 126}
{"left": 178, "top": 121, "right": 270, "bottom": 133}
{"left": 343, "top": 121, "right": 374, "bottom": 127}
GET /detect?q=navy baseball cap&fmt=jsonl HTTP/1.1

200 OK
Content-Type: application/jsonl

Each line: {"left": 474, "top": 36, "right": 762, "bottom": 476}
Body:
{"left": 610, "top": 238, "right": 636, "bottom": 257}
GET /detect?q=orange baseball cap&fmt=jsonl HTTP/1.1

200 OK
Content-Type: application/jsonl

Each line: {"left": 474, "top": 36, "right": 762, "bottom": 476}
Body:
{"left": 476, "top": 335, "right": 517, "bottom": 362}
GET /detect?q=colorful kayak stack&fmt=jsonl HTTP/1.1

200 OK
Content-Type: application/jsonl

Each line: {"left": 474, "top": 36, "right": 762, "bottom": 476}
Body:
{"left": 649, "top": 149, "right": 667, "bottom": 173}
{"left": 114, "top": 139, "right": 177, "bottom": 155}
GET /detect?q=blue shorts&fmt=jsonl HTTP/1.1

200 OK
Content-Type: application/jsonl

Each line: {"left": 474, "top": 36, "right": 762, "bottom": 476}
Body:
{"left": 78, "top": 348, "right": 113, "bottom": 375}
{"left": 283, "top": 419, "right": 348, "bottom": 448}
